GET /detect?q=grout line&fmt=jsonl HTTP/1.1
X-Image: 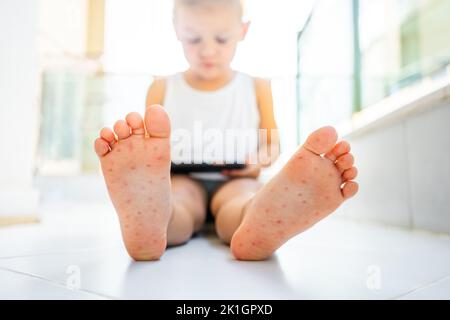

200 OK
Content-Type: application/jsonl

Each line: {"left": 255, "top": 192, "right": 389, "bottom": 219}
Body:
{"left": 0, "top": 266, "right": 117, "bottom": 300}
{"left": 390, "top": 273, "right": 450, "bottom": 300}
{"left": 0, "top": 244, "right": 122, "bottom": 261}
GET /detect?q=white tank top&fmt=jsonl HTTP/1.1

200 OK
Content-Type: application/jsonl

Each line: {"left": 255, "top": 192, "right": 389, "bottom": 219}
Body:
{"left": 163, "top": 72, "right": 260, "bottom": 180}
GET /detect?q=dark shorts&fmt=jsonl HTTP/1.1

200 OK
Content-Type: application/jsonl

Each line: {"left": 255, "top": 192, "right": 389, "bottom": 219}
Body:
{"left": 190, "top": 178, "right": 227, "bottom": 222}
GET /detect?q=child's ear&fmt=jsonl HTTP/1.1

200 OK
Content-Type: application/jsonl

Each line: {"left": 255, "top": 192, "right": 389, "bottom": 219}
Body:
{"left": 240, "top": 21, "right": 251, "bottom": 41}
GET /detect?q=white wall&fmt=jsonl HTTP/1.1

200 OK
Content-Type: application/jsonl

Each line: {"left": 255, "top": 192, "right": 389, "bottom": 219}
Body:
{"left": 337, "top": 84, "right": 450, "bottom": 234}
{"left": 0, "top": 0, "right": 40, "bottom": 216}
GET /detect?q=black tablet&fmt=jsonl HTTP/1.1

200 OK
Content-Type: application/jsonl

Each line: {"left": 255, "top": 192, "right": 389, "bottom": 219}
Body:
{"left": 170, "top": 163, "right": 246, "bottom": 174}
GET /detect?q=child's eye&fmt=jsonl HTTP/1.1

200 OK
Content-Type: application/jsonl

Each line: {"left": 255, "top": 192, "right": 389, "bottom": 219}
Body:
{"left": 187, "top": 38, "right": 201, "bottom": 45}
{"left": 216, "top": 37, "right": 228, "bottom": 44}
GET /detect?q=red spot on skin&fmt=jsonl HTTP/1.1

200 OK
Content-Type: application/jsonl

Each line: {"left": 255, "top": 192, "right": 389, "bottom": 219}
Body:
{"left": 117, "top": 148, "right": 122, "bottom": 153}
{"left": 153, "top": 147, "right": 158, "bottom": 151}
{"left": 125, "top": 224, "right": 129, "bottom": 229}
{"left": 137, "top": 211, "right": 142, "bottom": 215}
{"left": 314, "top": 167, "right": 318, "bottom": 171}
{"left": 152, "top": 209, "right": 157, "bottom": 213}
{"left": 316, "top": 138, "right": 321, "bottom": 143}
{"left": 128, "top": 143, "right": 134, "bottom": 151}
{"left": 281, "top": 204, "right": 287, "bottom": 208}
{"left": 239, "top": 243, "right": 243, "bottom": 247}
{"left": 325, "top": 196, "right": 330, "bottom": 201}
{"left": 245, "top": 228, "right": 251, "bottom": 233}
{"left": 314, "top": 211, "right": 320, "bottom": 217}
{"left": 261, "top": 224, "right": 266, "bottom": 228}
{"left": 130, "top": 166, "right": 136, "bottom": 170}
{"left": 135, "top": 232, "right": 140, "bottom": 236}
{"left": 146, "top": 164, "right": 151, "bottom": 168}
{"left": 305, "top": 219, "right": 310, "bottom": 224}
{"left": 302, "top": 200, "right": 307, "bottom": 204}
{"left": 126, "top": 199, "right": 132, "bottom": 204}
{"left": 108, "top": 169, "right": 113, "bottom": 172}
{"left": 251, "top": 241, "right": 257, "bottom": 246}
{"left": 328, "top": 173, "right": 333, "bottom": 178}
{"left": 301, "top": 180, "right": 307, "bottom": 184}
{"left": 153, "top": 240, "right": 158, "bottom": 244}
{"left": 297, "top": 192, "right": 302, "bottom": 197}
{"left": 264, "top": 208, "right": 271, "bottom": 214}
{"left": 148, "top": 180, "right": 153, "bottom": 184}
{"left": 160, "top": 176, "right": 166, "bottom": 180}
{"left": 148, "top": 197, "right": 153, "bottom": 201}
{"left": 276, "top": 219, "right": 282, "bottom": 224}
{"left": 278, "top": 231, "right": 285, "bottom": 237}
{"left": 284, "top": 187, "right": 289, "bottom": 191}
{"left": 124, "top": 182, "right": 128, "bottom": 187}
{"left": 298, "top": 156, "right": 304, "bottom": 160}
{"left": 137, "top": 246, "right": 142, "bottom": 250}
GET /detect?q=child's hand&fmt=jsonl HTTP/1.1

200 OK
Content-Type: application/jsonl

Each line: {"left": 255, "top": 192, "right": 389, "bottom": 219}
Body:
{"left": 222, "top": 163, "right": 261, "bottom": 178}
{"left": 221, "top": 159, "right": 261, "bottom": 179}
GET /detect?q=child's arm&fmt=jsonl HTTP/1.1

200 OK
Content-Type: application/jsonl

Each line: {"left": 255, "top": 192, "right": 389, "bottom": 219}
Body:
{"left": 254, "top": 77, "right": 280, "bottom": 167}
{"left": 146, "top": 77, "right": 166, "bottom": 107}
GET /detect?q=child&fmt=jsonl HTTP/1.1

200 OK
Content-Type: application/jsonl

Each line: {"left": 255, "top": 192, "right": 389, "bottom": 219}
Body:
{"left": 94, "top": 0, "right": 359, "bottom": 261}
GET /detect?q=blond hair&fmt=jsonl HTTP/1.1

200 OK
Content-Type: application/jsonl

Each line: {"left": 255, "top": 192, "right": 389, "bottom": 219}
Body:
{"left": 173, "top": 0, "right": 245, "bottom": 20}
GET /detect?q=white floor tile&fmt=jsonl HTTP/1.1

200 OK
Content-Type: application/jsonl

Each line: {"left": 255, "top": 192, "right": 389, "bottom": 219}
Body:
{"left": 0, "top": 268, "right": 106, "bottom": 300}
{"left": 1, "top": 204, "right": 450, "bottom": 299}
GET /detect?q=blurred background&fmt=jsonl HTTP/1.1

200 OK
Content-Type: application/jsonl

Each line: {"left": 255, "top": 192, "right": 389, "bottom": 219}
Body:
{"left": 1, "top": 0, "right": 449, "bottom": 234}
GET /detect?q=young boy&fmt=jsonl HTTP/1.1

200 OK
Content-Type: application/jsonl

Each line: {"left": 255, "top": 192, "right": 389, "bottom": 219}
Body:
{"left": 94, "top": 0, "right": 358, "bottom": 261}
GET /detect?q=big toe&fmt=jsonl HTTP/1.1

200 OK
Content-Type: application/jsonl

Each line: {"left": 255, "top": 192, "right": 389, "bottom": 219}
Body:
{"left": 144, "top": 105, "right": 171, "bottom": 138}
{"left": 304, "top": 126, "right": 338, "bottom": 155}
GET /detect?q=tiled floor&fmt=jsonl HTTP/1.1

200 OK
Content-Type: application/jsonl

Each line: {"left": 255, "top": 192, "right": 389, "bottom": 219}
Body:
{"left": 0, "top": 202, "right": 449, "bottom": 300}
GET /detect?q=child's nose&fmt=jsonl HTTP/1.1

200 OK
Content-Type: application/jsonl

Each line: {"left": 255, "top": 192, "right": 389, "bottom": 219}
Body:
{"left": 199, "top": 41, "right": 217, "bottom": 58}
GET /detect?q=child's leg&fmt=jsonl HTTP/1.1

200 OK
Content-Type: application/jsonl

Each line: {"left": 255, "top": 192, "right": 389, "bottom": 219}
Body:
{"left": 228, "top": 126, "right": 358, "bottom": 261}
{"left": 168, "top": 175, "right": 207, "bottom": 245}
{"left": 210, "top": 179, "right": 263, "bottom": 244}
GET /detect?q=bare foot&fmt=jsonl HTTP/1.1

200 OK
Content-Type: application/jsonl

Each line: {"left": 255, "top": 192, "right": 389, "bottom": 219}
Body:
{"left": 230, "top": 126, "right": 359, "bottom": 260}
{"left": 94, "top": 105, "right": 172, "bottom": 261}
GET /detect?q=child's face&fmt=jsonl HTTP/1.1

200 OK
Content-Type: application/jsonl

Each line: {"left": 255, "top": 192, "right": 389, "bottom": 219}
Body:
{"left": 174, "top": 3, "right": 248, "bottom": 80}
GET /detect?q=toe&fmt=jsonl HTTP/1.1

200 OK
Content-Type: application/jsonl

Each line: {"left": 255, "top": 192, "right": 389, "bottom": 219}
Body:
{"left": 342, "top": 166, "right": 358, "bottom": 181}
{"left": 100, "top": 127, "right": 116, "bottom": 147}
{"left": 126, "top": 112, "right": 145, "bottom": 135}
{"left": 341, "top": 181, "right": 359, "bottom": 200}
{"left": 303, "top": 126, "right": 338, "bottom": 155}
{"left": 114, "top": 120, "right": 132, "bottom": 140}
{"left": 144, "top": 105, "right": 171, "bottom": 138}
{"left": 325, "top": 140, "right": 351, "bottom": 162}
{"left": 94, "top": 138, "right": 110, "bottom": 157}
{"left": 336, "top": 153, "right": 354, "bottom": 173}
